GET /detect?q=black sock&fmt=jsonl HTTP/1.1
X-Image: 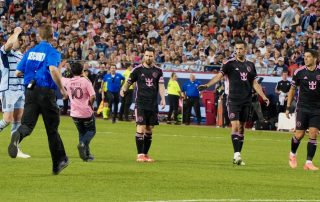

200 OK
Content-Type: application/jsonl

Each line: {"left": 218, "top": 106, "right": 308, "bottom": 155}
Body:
{"left": 307, "top": 138, "right": 317, "bottom": 161}
{"left": 135, "top": 132, "right": 144, "bottom": 154}
{"left": 291, "top": 136, "right": 301, "bottom": 154}
{"left": 143, "top": 133, "right": 152, "bottom": 154}
{"left": 239, "top": 133, "right": 244, "bottom": 152}
{"left": 231, "top": 133, "right": 240, "bottom": 153}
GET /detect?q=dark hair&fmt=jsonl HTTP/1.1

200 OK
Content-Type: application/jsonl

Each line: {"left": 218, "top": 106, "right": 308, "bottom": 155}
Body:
{"left": 305, "top": 49, "right": 319, "bottom": 58}
{"left": 234, "top": 39, "right": 247, "bottom": 47}
{"left": 70, "top": 62, "right": 83, "bottom": 76}
{"left": 144, "top": 46, "right": 155, "bottom": 54}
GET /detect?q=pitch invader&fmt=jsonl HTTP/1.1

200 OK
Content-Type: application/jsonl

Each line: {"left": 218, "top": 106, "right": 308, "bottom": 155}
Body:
{"left": 0, "top": 27, "right": 30, "bottom": 158}
{"left": 287, "top": 49, "right": 320, "bottom": 170}
{"left": 198, "top": 40, "right": 269, "bottom": 165}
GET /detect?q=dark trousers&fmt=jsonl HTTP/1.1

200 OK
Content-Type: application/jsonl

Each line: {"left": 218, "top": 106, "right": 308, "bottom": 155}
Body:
{"left": 72, "top": 115, "right": 96, "bottom": 153}
{"left": 185, "top": 97, "right": 201, "bottom": 124}
{"left": 107, "top": 91, "right": 120, "bottom": 118}
{"left": 95, "top": 89, "right": 102, "bottom": 110}
{"left": 62, "top": 99, "right": 69, "bottom": 114}
{"left": 167, "top": 94, "right": 179, "bottom": 122}
{"left": 119, "top": 89, "right": 133, "bottom": 120}
{"left": 18, "top": 88, "right": 67, "bottom": 168}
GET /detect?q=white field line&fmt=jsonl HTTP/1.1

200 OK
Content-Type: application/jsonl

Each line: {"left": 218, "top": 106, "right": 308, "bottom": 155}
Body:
{"left": 132, "top": 199, "right": 320, "bottom": 202}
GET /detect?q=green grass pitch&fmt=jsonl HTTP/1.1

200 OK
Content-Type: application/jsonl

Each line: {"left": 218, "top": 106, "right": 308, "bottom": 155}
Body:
{"left": 0, "top": 116, "right": 319, "bottom": 202}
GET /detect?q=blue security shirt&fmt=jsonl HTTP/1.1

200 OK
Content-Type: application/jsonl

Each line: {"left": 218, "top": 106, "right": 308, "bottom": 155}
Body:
{"left": 182, "top": 80, "right": 201, "bottom": 97}
{"left": 17, "top": 41, "right": 61, "bottom": 90}
{"left": 103, "top": 73, "right": 125, "bottom": 93}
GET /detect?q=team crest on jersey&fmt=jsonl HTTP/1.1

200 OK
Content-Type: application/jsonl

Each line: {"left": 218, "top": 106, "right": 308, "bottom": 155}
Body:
{"left": 229, "top": 113, "right": 235, "bottom": 119}
{"left": 247, "top": 66, "right": 251, "bottom": 72}
{"left": 316, "top": 75, "right": 320, "bottom": 80}
{"left": 152, "top": 72, "right": 158, "bottom": 78}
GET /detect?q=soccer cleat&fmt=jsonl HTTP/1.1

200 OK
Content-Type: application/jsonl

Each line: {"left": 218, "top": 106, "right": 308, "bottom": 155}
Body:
{"left": 136, "top": 154, "right": 146, "bottom": 162}
{"left": 144, "top": 154, "right": 155, "bottom": 162}
{"left": 85, "top": 154, "right": 95, "bottom": 162}
{"left": 17, "top": 148, "right": 31, "bottom": 159}
{"left": 303, "top": 163, "right": 319, "bottom": 171}
{"left": 8, "top": 131, "right": 20, "bottom": 158}
{"left": 77, "top": 143, "right": 87, "bottom": 161}
{"left": 289, "top": 154, "right": 297, "bottom": 169}
{"left": 52, "top": 157, "right": 69, "bottom": 175}
{"left": 233, "top": 155, "right": 245, "bottom": 166}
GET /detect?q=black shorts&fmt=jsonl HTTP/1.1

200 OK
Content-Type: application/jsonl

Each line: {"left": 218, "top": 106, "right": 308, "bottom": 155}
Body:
{"left": 104, "top": 91, "right": 115, "bottom": 103}
{"left": 295, "top": 109, "right": 320, "bottom": 130}
{"left": 227, "top": 104, "right": 250, "bottom": 122}
{"left": 135, "top": 108, "right": 159, "bottom": 126}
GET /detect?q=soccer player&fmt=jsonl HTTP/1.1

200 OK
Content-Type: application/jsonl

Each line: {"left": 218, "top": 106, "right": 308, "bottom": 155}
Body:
{"left": 198, "top": 40, "right": 269, "bottom": 165}
{"left": 120, "top": 47, "right": 165, "bottom": 162}
{"left": 101, "top": 64, "right": 125, "bottom": 123}
{"left": 0, "top": 27, "right": 30, "bottom": 158}
{"left": 286, "top": 49, "right": 320, "bottom": 170}
{"left": 62, "top": 62, "right": 96, "bottom": 162}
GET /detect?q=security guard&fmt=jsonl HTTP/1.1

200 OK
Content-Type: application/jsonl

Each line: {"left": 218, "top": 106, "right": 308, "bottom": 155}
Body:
{"left": 101, "top": 64, "right": 125, "bottom": 123}
{"left": 181, "top": 74, "right": 201, "bottom": 125}
{"left": 9, "top": 24, "right": 69, "bottom": 175}
{"left": 167, "top": 72, "right": 181, "bottom": 124}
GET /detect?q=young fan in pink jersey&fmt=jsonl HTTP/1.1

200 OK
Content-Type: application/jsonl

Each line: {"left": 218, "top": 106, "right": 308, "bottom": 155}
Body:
{"left": 62, "top": 62, "right": 96, "bottom": 162}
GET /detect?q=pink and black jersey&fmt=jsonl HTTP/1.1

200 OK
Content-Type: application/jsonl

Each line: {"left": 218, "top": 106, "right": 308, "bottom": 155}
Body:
{"left": 128, "top": 64, "right": 164, "bottom": 111}
{"left": 291, "top": 66, "right": 320, "bottom": 112}
{"left": 62, "top": 76, "right": 96, "bottom": 118}
{"left": 220, "top": 58, "right": 257, "bottom": 105}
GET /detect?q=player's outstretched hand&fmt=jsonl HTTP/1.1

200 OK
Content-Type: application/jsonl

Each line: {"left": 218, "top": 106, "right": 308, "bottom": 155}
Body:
{"left": 197, "top": 84, "right": 208, "bottom": 91}
{"left": 120, "top": 89, "right": 125, "bottom": 97}
{"left": 14, "top": 27, "right": 22, "bottom": 34}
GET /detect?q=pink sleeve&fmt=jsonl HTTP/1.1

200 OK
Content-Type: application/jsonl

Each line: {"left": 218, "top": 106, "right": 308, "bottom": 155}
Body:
{"left": 61, "top": 77, "right": 68, "bottom": 88}
{"left": 86, "top": 80, "right": 96, "bottom": 97}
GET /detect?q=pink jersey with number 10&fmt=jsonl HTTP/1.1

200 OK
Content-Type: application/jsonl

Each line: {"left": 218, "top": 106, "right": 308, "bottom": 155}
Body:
{"left": 62, "top": 76, "right": 96, "bottom": 118}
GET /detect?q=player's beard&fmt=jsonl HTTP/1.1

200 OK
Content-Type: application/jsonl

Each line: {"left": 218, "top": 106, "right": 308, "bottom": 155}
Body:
{"left": 145, "top": 59, "right": 153, "bottom": 66}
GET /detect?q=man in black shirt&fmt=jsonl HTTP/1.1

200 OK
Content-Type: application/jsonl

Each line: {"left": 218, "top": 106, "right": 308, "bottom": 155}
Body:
{"left": 286, "top": 49, "right": 320, "bottom": 171}
{"left": 198, "top": 40, "right": 269, "bottom": 166}
{"left": 120, "top": 47, "right": 165, "bottom": 162}
{"left": 275, "top": 71, "right": 291, "bottom": 113}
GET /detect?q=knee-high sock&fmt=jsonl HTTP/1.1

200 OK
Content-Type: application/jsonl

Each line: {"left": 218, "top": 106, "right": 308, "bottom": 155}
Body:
{"left": 0, "top": 119, "right": 9, "bottom": 131}
{"left": 135, "top": 132, "right": 144, "bottom": 154}
{"left": 291, "top": 136, "right": 301, "bottom": 154}
{"left": 11, "top": 121, "right": 21, "bottom": 136}
{"left": 238, "top": 133, "right": 244, "bottom": 152}
{"left": 231, "top": 133, "right": 243, "bottom": 153}
{"left": 307, "top": 138, "right": 317, "bottom": 161}
{"left": 143, "top": 133, "right": 152, "bottom": 154}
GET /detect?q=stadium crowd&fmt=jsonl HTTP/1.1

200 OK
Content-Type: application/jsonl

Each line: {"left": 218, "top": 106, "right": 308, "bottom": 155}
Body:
{"left": 0, "top": 0, "right": 318, "bottom": 76}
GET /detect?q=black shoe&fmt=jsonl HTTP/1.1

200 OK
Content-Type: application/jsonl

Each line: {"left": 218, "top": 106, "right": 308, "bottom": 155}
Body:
{"left": 112, "top": 118, "right": 116, "bottom": 124}
{"left": 52, "top": 157, "right": 69, "bottom": 175}
{"left": 77, "top": 143, "right": 87, "bottom": 161}
{"left": 85, "top": 154, "right": 95, "bottom": 162}
{"left": 118, "top": 117, "right": 123, "bottom": 121}
{"left": 8, "top": 131, "right": 20, "bottom": 158}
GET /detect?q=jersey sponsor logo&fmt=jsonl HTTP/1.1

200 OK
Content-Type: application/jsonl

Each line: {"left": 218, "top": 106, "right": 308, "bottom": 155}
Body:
{"left": 152, "top": 72, "right": 158, "bottom": 78}
{"left": 145, "top": 78, "right": 153, "bottom": 87}
{"left": 309, "top": 81, "right": 317, "bottom": 90}
{"left": 240, "top": 72, "right": 247, "bottom": 81}
{"left": 27, "top": 52, "right": 46, "bottom": 61}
